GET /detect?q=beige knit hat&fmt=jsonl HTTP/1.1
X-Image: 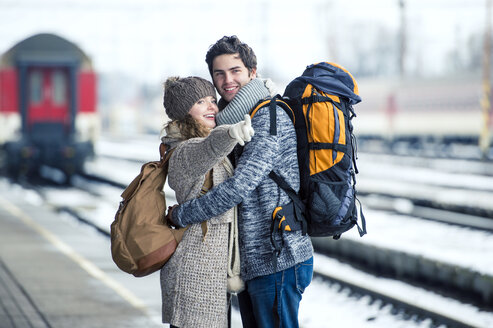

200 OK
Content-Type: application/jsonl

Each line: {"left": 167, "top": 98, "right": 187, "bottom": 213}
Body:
{"left": 163, "top": 76, "right": 216, "bottom": 120}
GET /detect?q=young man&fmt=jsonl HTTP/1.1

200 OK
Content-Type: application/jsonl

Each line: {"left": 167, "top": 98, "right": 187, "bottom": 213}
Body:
{"left": 170, "top": 36, "right": 313, "bottom": 327}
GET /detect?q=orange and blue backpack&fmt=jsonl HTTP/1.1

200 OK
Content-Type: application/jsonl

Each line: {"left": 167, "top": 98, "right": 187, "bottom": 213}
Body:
{"left": 251, "top": 62, "right": 367, "bottom": 244}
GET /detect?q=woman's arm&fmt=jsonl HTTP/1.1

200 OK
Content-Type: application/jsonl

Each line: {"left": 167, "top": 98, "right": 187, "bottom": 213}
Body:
{"left": 171, "top": 108, "right": 281, "bottom": 227}
{"left": 168, "top": 125, "right": 237, "bottom": 189}
{"left": 168, "top": 119, "right": 254, "bottom": 191}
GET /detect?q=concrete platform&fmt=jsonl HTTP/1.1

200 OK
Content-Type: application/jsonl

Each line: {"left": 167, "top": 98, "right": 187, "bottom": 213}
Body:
{"left": 0, "top": 189, "right": 163, "bottom": 328}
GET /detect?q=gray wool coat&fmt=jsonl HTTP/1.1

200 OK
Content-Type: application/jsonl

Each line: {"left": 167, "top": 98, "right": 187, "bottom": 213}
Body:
{"left": 160, "top": 123, "right": 237, "bottom": 328}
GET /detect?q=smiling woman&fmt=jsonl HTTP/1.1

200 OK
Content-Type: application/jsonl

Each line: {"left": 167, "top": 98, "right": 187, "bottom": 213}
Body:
{"left": 158, "top": 75, "right": 253, "bottom": 327}
{"left": 188, "top": 96, "right": 218, "bottom": 129}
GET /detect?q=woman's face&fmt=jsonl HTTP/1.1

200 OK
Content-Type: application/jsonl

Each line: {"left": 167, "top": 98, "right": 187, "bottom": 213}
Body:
{"left": 189, "top": 95, "right": 218, "bottom": 129}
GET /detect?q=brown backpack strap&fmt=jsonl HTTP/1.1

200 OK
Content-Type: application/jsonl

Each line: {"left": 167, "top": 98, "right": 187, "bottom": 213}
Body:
{"left": 159, "top": 143, "right": 167, "bottom": 160}
{"left": 159, "top": 143, "right": 175, "bottom": 168}
{"left": 200, "top": 169, "right": 213, "bottom": 195}
{"left": 199, "top": 169, "right": 213, "bottom": 241}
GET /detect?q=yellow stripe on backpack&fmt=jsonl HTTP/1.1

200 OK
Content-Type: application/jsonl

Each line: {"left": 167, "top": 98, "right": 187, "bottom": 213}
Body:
{"left": 302, "top": 84, "right": 346, "bottom": 175}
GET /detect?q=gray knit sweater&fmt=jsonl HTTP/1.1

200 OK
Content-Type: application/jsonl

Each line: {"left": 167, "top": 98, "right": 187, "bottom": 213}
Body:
{"left": 173, "top": 79, "right": 313, "bottom": 281}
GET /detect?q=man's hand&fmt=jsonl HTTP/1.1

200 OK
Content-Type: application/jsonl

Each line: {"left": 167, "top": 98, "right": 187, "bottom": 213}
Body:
{"left": 228, "top": 114, "right": 255, "bottom": 146}
{"left": 165, "top": 205, "right": 179, "bottom": 228}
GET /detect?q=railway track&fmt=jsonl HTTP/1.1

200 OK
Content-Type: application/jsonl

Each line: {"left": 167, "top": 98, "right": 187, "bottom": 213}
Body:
{"left": 359, "top": 193, "right": 493, "bottom": 232}
{"left": 357, "top": 139, "right": 493, "bottom": 166}
{"left": 313, "top": 254, "right": 490, "bottom": 328}
{"left": 8, "top": 152, "right": 493, "bottom": 328}
{"left": 58, "top": 179, "right": 493, "bottom": 328}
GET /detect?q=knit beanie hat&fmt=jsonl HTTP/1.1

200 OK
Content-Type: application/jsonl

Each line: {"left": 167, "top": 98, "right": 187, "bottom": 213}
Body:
{"left": 163, "top": 76, "right": 216, "bottom": 120}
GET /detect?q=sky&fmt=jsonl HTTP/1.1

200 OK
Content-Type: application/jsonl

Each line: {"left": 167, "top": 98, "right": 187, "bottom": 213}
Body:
{"left": 0, "top": 0, "right": 489, "bottom": 86}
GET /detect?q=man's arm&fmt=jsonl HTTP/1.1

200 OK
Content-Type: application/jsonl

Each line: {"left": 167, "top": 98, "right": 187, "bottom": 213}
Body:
{"left": 172, "top": 108, "right": 278, "bottom": 227}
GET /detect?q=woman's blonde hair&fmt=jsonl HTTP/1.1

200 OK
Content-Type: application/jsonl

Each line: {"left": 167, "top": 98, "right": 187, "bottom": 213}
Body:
{"left": 166, "top": 114, "right": 211, "bottom": 140}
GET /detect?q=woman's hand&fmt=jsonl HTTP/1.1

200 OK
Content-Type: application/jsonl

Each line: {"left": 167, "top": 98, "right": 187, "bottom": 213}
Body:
{"left": 228, "top": 114, "right": 255, "bottom": 146}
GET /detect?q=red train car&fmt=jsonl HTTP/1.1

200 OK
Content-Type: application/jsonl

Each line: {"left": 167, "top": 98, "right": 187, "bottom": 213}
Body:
{"left": 0, "top": 33, "right": 99, "bottom": 177}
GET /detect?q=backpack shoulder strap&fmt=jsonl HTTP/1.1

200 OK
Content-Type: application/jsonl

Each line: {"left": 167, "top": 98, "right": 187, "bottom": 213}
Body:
{"left": 249, "top": 95, "right": 295, "bottom": 136}
{"left": 159, "top": 143, "right": 174, "bottom": 168}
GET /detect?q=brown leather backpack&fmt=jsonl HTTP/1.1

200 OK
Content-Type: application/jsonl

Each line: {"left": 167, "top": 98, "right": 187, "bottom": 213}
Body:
{"left": 110, "top": 143, "right": 186, "bottom": 277}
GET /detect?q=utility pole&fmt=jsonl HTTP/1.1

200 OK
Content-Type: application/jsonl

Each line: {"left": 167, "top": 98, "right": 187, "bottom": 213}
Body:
{"left": 480, "top": 0, "right": 492, "bottom": 160}
{"left": 398, "top": 0, "right": 406, "bottom": 78}
{"left": 387, "top": 0, "right": 406, "bottom": 143}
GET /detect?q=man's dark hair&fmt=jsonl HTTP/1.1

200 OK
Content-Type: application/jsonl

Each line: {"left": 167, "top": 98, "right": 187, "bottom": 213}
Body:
{"left": 205, "top": 35, "right": 257, "bottom": 76}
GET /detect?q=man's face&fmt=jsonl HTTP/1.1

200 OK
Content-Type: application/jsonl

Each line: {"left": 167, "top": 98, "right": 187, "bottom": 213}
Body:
{"left": 211, "top": 53, "right": 257, "bottom": 103}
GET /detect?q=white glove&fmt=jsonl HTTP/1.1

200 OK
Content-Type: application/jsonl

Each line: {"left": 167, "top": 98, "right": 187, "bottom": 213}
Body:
{"left": 228, "top": 114, "right": 255, "bottom": 146}
{"left": 262, "top": 78, "right": 278, "bottom": 96}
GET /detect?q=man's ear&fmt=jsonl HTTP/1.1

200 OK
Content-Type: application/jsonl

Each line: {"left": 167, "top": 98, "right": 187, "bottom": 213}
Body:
{"left": 249, "top": 67, "right": 257, "bottom": 79}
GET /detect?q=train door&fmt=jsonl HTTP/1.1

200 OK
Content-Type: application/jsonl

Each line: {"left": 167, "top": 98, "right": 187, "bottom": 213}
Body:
{"left": 27, "top": 67, "right": 70, "bottom": 137}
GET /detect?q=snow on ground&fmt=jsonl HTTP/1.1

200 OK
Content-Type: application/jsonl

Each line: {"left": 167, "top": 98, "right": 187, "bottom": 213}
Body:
{"left": 357, "top": 155, "right": 493, "bottom": 211}
{"left": 313, "top": 254, "right": 493, "bottom": 328}
{"left": 342, "top": 208, "right": 493, "bottom": 276}
{"left": 88, "top": 135, "right": 493, "bottom": 325}
{"left": 359, "top": 154, "right": 493, "bottom": 191}
{"left": 299, "top": 275, "right": 433, "bottom": 328}
{"left": 9, "top": 135, "right": 493, "bottom": 327}
{"left": 1, "top": 177, "right": 435, "bottom": 328}
{"left": 92, "top": 136, "right": 493, "bottom": 277}
{"left": 95, "top": 134, "right": 162, "bottom": 163}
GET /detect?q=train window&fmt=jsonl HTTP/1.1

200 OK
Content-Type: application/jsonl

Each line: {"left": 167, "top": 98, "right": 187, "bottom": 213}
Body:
{"left": 52, "top": 70, "right": 67, "bottom": 105}
{"left": 29, "top": 70, "right": 43, "bottom": 104}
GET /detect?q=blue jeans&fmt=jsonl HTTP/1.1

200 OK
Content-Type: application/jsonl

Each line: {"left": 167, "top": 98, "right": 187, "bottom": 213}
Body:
{"left": 238, "top": 257, "right": 313, "bottom": 328}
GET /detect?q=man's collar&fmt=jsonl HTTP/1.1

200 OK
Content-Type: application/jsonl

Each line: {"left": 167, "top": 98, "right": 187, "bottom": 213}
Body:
{"left": 218, "top": 97, "right": 229, "bottom": 111}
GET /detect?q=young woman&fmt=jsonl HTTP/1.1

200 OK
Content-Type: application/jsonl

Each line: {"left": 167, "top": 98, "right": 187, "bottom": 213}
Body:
{"left": 159, "top": 76, "right": 253, "bottom": 328}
